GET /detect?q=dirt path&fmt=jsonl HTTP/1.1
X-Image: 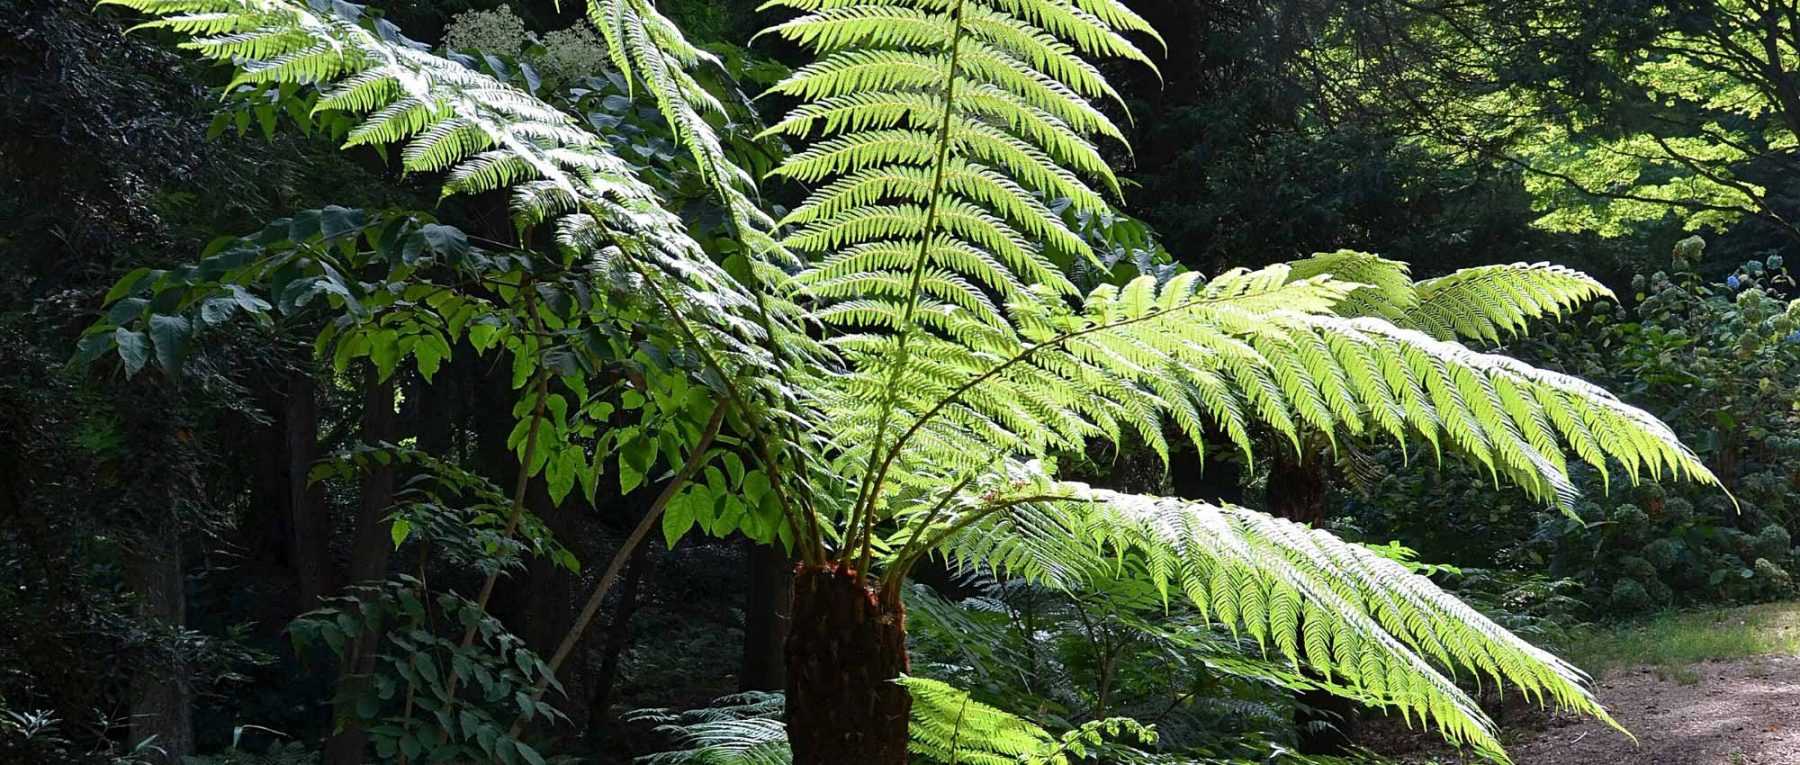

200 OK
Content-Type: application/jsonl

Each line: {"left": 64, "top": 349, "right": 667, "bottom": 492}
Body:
{"left": 1503, "top": 654, "right": 1800, "bottom": 764}
{"left": 1373, "top": 654, "right": 1800, "bottom": 764}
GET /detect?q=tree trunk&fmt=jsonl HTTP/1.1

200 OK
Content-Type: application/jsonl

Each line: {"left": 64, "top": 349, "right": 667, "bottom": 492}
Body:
{"left": 784, "top": 564, "right": 910, "bottom": 765}
{"left": 1265, "top": 446, "right": 1327, "bottom": 526}
{"left": 1266, "top": 445, "right": 1355, "bottom": 754}
{"left": 588, "top": 544, "right": 653, "bottom": 739}
{"left": 324, "top": 371, "right": 399, "bottom": 765}
{"left": 343, "top": 371, "right": 399, "bottom": 588}
{"left": 123, "top": 523, "right": 194, "bottom": 764}
{"left": 285, "top": 374, "right": 333, "bottom": 609}
{"left": 505, "top": 480, "right": 594, "bottom": 742}
{"left": 740, "top": 541, "right": 792, "bottom": 692}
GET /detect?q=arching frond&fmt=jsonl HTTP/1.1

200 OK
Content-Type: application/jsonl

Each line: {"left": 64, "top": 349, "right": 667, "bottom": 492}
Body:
{"left": 850, "top": 263, "right": 1714, "bottom": 514}
{"left": 924, "top": 469, "right": 1626, "bottom": 763}
{"left": 1285, "top": 251, "right": 1614, "bottom": 343}
{"left": 761, "top": 0, "right": 1158, "bottom": 532}
{"left": 584, "top": 0, "right": 800, "bottom": 277}
{"left": 101, "top": 0, "right": 776, "bottom": 378}
{"left": 1403, "top": 263, "right": 1613, "bottom": 343}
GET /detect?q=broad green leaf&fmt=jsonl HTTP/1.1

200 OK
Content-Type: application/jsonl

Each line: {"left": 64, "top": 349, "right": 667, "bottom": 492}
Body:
{"left": 115, "top": 328, "right": 149, "bottom": 376}
{"left": 390, "top": 518, "right": 412, "bottom": 549}
{"left": 147, "top": 314, "right": 190, "bottom": 373}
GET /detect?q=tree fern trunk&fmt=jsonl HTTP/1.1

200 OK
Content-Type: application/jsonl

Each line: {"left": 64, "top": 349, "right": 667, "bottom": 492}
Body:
{"left": 785, "top": 564, "right": 911, "bottom": 765}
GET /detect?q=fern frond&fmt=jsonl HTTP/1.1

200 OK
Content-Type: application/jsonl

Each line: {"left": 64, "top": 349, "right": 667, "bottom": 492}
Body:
{"left": 1286, "top": 252, "right": 1614, "bottom": 344}
{"left": 629, "top": 693, "right": 793, "bottom": 765}
{"left": 927, "top": 470, "right": 1626, "bottom": 762}
{"left": 863, "top": 261, "right": 1713, "bottom": 524}
{"left": 765, "top": 0, "right": 1157, "bottom": 537}
{"left": 102, "top": 0, "right": 832, "bottom": 535}
{"left": 583, "top": 0, "right": 800, "bottom": 277}
{"left": 901, "top": 676, "right": 1062, "bottom": 765}
{"left": 1403, "top": 263, "right": 1613, "bottom": 343}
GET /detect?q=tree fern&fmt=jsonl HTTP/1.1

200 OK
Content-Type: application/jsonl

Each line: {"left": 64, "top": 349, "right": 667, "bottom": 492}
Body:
{"left": 110, "top": 0, "right": 1726, "bottom": 760}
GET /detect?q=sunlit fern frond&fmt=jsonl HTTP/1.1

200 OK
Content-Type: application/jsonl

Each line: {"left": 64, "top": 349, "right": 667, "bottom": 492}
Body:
{"left": 824, "top": 265, "right": 1351, "bottom": 507}
{"left": 1285, "top": 251, "right": 1614, "bottom": 343}
{"left": 102, "top": 0, "right": 784, "bottom": 382}
{"left": 1285, "top": 250, "right": 1418, "bottom": 322}
{"left": 903, "top": 676, "right": 1157, "bottom": 765}
{"left": 760, "top": 0, "right": 1160, "bottom": 517}
{"left": 852, "top": 263, "right": 1713, "bottom": 512}
{"left": 584, "top": 0, "right": 804, "bottom": 284}
{"left": 925, "top": 467, "right": 1626, "bottom": 762}
{"left": 902, "top": 676, "right": 1063, "bottom": 765}
{"left": 1294, "top": 314, "right": 1712, "bottom": 496}
{"left": 1402, "top": 262, "right": 1613, "bottom": 343}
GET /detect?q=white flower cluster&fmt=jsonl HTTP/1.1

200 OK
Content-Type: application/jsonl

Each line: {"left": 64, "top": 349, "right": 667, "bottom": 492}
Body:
{"left": 443, "top": 7, "right": 610, "bottom": 85}
{"left": 538, "top": 25, "right": 609, "bottom": 83}
{"left": 442, "top": 6, "right": 531, "bottom": 56}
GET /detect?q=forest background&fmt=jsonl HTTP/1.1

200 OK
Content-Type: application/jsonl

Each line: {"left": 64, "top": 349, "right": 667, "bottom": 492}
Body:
{"left": 4, "top": 0, "right": 1800, "bottom": 762}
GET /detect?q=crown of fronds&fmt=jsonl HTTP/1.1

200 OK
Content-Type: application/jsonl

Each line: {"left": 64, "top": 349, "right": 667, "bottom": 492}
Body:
{"left": 753, "top": 0, "right": 1705, "bottom": 532}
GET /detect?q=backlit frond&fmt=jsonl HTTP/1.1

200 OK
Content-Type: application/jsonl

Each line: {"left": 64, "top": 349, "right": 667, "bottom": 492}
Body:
{"left": 1285, "top": 251, "right": 1614, "bottom": 343}
{"left": 927, "top": 468, "right": 1626, "bottom": 762}
{"left": 1404, "top": 263, "right": 1613, "bottom": 343}
{"left": 102, "top": 0, "right": 770, "bottom": 361}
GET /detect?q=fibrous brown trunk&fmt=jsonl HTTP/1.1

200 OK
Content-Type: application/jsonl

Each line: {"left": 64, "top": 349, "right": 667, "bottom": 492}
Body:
{"left": 784, "top": 563, "right": 910, "bottom": 765}
{"left": 124, "top": 523, "right": 194, "bottom": 763}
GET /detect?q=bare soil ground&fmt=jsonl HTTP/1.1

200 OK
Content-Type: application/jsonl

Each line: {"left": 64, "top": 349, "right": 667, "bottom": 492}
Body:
{"left": 1367, "top": 654, "right": 1800, "bottom": 764}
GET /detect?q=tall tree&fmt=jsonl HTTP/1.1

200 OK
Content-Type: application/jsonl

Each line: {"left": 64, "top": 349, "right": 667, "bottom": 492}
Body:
{"left": 1301, "top": 0, "right": 1800, "bottom": 241}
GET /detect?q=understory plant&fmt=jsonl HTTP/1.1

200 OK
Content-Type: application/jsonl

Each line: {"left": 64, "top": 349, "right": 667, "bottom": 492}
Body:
{"left": 92, "top": 0, "right": 1723, "bottom": 762}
